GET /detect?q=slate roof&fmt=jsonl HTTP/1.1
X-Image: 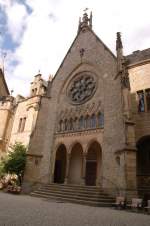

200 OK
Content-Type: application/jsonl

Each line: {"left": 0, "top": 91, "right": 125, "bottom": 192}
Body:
{"left": 126, "top": 48, "right": 150, "bottom": 65}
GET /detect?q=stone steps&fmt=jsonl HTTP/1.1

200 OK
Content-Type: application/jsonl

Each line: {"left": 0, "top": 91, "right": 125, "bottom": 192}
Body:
{"left": 38, "top": 188, "right": 109, "bottom": 198}
{"left": 32, "top": 190, "right": 114, "bottom": 202}
{"left": 42, "top": 184, "right": 105, "bottom": 194}
{"left": 43, "top": 183, "right": 104, "bottom": 191}
{"left": 31, "top": 183, "right": 115, "bottom": 207}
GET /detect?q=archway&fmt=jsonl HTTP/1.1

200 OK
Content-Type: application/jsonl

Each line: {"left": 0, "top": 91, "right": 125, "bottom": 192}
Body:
{"left": 85, "top": 141, "right": 102, "bottom": 186}
{"left": 137, "top": 135, "right": 150, "bottom": 188}
{"left": 68, "top": 143, "right": 83, "bottom": 184}
{"left": 54, "top": 144, "right": 67, "bottom": 183}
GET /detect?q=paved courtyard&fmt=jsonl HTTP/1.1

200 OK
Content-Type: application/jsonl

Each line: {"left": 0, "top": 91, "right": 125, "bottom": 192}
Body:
{"left": 0, "top": 192, "right": 150, "bottom": 226}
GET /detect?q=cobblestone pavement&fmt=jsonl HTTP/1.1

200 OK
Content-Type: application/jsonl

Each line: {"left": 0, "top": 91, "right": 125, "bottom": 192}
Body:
{"left": 0, "top": 192, "right": 150, "bottom": 226}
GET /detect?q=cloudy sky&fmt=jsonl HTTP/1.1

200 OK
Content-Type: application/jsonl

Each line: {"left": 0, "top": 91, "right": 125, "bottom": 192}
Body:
{"left": 0, "top": 0, "right": 150, "bottom": 96}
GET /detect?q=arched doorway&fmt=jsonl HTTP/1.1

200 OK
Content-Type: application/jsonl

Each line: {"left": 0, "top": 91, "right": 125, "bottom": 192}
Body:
{"left": 85, "top": 141, "right": 102, "bottom": 186}
{"left": 137, "top": 135, "right": 150, "bottom": 188}
{"left": 54, "top": 144, "right": 67, "bottom": 183}
{"left": 68, "top": 143, "right": 83, "bottom": 184}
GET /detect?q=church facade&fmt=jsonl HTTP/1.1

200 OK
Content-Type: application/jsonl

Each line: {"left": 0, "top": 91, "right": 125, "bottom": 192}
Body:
{"left": 0, "top": 12, "right": 150, "bottom": 198}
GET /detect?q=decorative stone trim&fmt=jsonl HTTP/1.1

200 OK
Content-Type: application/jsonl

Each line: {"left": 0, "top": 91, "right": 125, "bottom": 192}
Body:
{"left": 115, "top": 146, "right": 137, "bottom": 154}
{"left": 54, "top": 128, "right": 104, "bottom": 138}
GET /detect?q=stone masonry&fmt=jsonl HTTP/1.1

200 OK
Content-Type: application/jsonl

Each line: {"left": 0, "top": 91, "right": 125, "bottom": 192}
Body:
{"left": 0, "top": 12, "right": 150, "bottom": 200}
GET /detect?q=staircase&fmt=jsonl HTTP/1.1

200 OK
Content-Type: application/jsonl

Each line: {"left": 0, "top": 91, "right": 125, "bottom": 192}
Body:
{"left": 30, "top": 183, "right": 115, "bottom": 207}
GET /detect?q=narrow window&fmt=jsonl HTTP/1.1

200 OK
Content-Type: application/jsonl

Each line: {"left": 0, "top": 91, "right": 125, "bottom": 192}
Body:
{"left": 69, "top": 118, "right": 73, "bottom": 131}
{"left": 32, "top": 89, "right": 34, "bottom": 96}
{"left": 79, "top": 116, "right": 84, "bottom": 130}
{"left": 116, "top": 156, "right": 120, "bottom": 166}
{"left": 59, "top": 120, "right": 63, "bottom": 132}
{"left": 73, "top": 118, "right": 77, "bottom": 131}
{"left": 85, "top": 115, "right": 90, "bottom": 129}
{"left": 64, "top": 119, "right": 68, "bottom": 131}
{"left": 137, "top": 91, "right": 145, "bottom": 112}
{"left": 97, "top": 112, "right": 104, "bottom": 128}
{"left": 18, "top": 118, "right": 22, "bottom": 132}
{"left": 91, "top": 114, "right": 96, "bottom": 128}
{"left": 145, "top": 89, "right": 150, "bottom": 111}
{"left": 34, "top": 88, "right": 37, "bottom": 95}
{"left": 21, "top": 117, "right": 26, "bottom": 132}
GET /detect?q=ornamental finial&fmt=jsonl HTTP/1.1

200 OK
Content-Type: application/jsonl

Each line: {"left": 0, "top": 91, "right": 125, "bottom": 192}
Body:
{"left": 78, "top": 9, "right": 92, "bottom": 33}
{"left": 116, "top": 32, "right": 123, "bottom": 50}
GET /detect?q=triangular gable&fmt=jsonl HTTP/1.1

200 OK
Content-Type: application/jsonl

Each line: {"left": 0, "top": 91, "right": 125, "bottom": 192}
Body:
{"left": 52, "top": 27, "right": 116, "bottom": 82}
{"left": 91, "top": 29, "right": 116, "bottom": 59}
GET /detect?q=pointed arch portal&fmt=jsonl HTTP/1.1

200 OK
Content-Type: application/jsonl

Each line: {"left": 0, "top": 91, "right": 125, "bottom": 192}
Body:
{"left": 54, "top": 141, "right": 102, "bottom": 186}
{"left": 68, "top": 143, "right": 83, "bottom": 185}
{"left": 85, "top": 141, "right": 102, "bottom": 186}
{"left": 54, "top": 144, "right": 67, "bottom": 183}
{"left": 137, "top": 135, "right": 150, "bottom": 188}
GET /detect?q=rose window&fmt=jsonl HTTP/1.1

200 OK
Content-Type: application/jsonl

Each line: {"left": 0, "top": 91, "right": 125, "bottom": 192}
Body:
{"left": 68, "top": 73, "right": 96, "bottom": 104}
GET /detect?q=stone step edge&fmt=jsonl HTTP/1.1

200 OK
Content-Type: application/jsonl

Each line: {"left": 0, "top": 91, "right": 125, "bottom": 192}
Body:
{"left": 31, "top": 191, "right": 114, "bottom": 202}
{"left": 49, "top": 183, "right": 100, "bottom": 188}
{"left": 36, "top": 189, "right": 112, "bottom": 199}
{"left": 43, "top": 185, "right": 104, "bottom": 192}
{"left": 31, "top": 193, "right": 113, "bottom": 207}
{"left": 45, "top": 183, "right": 102, "bottom": 189}
{"left": 38, "top": 187, "right": 108, "bottom": 196}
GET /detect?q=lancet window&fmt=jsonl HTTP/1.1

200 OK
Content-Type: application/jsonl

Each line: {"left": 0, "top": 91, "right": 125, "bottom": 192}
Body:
{"left": 18, "top": 117, "right": 26, "bottom": 133}
{"left": 57, "top": 111, "right": 104, "bottom": 133}
{"left": 91, "top": 114, "right": 96, "bottom": 128}
{"left": 97, "top": 112, "right": 104, "bottom": 128}
{"left": 137, "top": 88, "right": 150, "bottom": 112}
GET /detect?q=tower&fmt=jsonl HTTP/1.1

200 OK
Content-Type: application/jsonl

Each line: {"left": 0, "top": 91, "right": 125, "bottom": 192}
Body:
{"left": 115, "top": 32, "right": 137, "bottom": 197}
{"left": 30, "top": 73, "right": 48, "bottom": 97}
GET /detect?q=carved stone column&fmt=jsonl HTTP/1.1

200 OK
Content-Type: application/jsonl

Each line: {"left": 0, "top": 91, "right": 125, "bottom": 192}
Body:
{"left": 64, "top": 153, "right": 71, "bottom": 184}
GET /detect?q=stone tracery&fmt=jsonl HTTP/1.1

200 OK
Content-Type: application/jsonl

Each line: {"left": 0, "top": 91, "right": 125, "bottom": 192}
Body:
{"left": 57, "top": 102, "right": 104, "bottom": 133}
{"left": 68, "top": 73, "right": 96, "bottom": 104}
{"left": 57, "top": 112, "right": 104, "bottom": 133}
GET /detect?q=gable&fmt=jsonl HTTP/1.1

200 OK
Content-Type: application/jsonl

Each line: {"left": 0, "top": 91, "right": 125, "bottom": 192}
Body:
{"left": 49, "top": 26, "right": 117, "bottom": 102}
{"left": 52, "top": 28, "right": 116, "bottom": 83}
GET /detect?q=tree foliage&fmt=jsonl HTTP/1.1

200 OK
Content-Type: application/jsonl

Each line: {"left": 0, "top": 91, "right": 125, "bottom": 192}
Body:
{"left": 0, "top": 160, "right": 5, "bottom": 177}
{"left": 3, "top": 142, "right": 27, "bottom": 184}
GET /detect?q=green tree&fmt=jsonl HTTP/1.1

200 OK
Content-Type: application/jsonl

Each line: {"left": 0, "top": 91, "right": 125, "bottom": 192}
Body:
{"left": 4, "top": 142, "right": 27, "bottom": 185}
{"left": 0, "top": 160, "right": 5, "bottom": 178}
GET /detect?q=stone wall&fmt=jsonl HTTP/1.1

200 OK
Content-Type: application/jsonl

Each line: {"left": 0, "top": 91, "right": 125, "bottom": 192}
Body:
{"left": 9, "top": 96, "right": 41, "bottom": 147}
{"left": 24, "top": 28, "right": 128, "bottom": 193}
{"left": 0, "top": 97, "right": 14, "bottom": 159}
{"left": 128, "top": 62, "right": 150, "bottom": 142}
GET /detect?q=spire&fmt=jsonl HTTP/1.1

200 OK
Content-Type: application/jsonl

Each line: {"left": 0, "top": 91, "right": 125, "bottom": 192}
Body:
{"left": 116, "top": 32, "right": 123, "bottom": 50}
{"left": 89, "top": 11, "right": 92, "bottom": 29}
{"left": 116, "top": 32, "right": 123, "bottom": 73}
{"left": 115, "top": 32, "right": 131, "bottom": 120}
{"left": 0, "top": 52, "right": 7, "bottom": 75}
{"left": 78, "top": 9, "right": 93, "bottom": 33}
{"left": 78, "top": 17, "right": 81, "bottom": 33}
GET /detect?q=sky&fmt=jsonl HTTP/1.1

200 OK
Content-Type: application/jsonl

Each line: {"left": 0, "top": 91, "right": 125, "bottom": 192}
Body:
{"left": 0, "top": 0, "right": 150, "bottom": 96}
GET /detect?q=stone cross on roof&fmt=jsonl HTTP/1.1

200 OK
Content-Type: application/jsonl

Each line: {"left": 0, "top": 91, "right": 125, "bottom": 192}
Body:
{"left": 78, "top": 9, "right": 92, "bottom": 33}
{"left": 83, "top": 8, "right": 89, "bottom": 13}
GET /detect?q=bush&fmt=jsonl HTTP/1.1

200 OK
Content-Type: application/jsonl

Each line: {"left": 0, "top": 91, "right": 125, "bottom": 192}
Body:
{"left": 3, "top": 142, "right": 27, "bottom": 185}
{"left": 0, "top": 160, "right": 5, "bottom": 178}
